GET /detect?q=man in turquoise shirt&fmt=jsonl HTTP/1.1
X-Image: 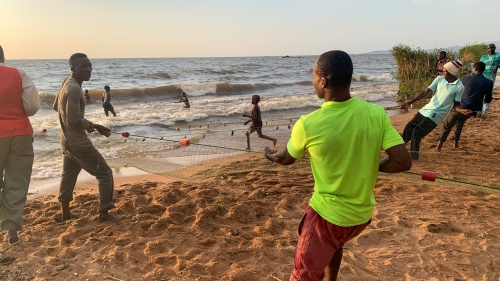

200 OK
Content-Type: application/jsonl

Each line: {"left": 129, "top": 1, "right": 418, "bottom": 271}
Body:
{"left": 480, "top": 44, "right": 500, "bottom": 82}
{"left": 479, "top": 43, "right": 500, "bottom": 117}
{"left": 264, "top": 50, "right": 412, "bottom": 281}
{"left": 400, "top": 60, "right": 464, "bottom": 160}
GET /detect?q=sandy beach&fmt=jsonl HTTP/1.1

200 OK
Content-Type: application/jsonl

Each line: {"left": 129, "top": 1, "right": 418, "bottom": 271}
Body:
{"left": 1, "top": 90, "right": 499, "bottom": 281}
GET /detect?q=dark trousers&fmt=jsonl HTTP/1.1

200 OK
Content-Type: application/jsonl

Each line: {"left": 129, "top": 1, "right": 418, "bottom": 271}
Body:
{"left": 439, "top": 110, "right": 471, "bottom": 143}
{"left": 58, "top": 146, "right": 115, "bottom": 212}
{"left": 103, "top": 102, "right": 116, "bottom": 117}
{"left": 402, "top": 112, "right": 437, "bottom": 160}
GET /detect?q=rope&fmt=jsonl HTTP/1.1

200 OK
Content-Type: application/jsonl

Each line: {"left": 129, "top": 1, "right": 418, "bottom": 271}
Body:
{"left": 167, "top": 118, "right": 298, "bottom": 131}
{"left": 113, "top": 131, "right": 499, "bottom": 190}
{"left": 406, "top": 149, "right": 499, "bottom": 158}
{"left": 109, "top": 131, "right": 263, "bottom": 154}
{"left": 403, "top": 171, "right": 500, "bottom": 191}
{"left": 163, "top": 105, "right": 489, "bottom": 131}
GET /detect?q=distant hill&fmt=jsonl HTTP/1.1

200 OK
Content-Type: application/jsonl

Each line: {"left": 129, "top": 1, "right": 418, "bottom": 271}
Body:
{"left": 364, "top": 50, "right": 391, "bottom": 55}
{"left": 364, "top": 41, "right": 500, "bottom": 55}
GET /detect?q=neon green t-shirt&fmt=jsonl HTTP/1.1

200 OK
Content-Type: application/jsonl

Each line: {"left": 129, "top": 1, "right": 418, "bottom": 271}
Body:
{"left": 287, "top": 97, "right": 403, "bottom": 226}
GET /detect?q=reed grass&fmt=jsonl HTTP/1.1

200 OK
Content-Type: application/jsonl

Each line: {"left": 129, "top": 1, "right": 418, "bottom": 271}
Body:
{"left": 391, "top": 44, "right": 459, "bottom": 101}
{"left": 459, "top": 43, "right": 488, "bottom": 73}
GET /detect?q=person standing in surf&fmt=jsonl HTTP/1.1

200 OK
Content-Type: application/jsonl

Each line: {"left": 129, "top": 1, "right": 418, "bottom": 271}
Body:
{"left": 175, "top": 91, "right": 190, "bottom": 108}
{"left": 84, "top": 89, "right": 91, "bottom": 104}
{"left": 102, "top": 85, "right": 116, "bottom": 117}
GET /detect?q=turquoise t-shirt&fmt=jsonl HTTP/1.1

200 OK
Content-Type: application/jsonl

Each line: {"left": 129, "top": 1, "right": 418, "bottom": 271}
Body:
{"left": 419, "top": 76, "right": 464, "bottom": 125}
{"left": 286, "top": 97, "right": 403, "bottom": 226}
{"left": 480, "top": 53, "right": 500, "bottom": 81}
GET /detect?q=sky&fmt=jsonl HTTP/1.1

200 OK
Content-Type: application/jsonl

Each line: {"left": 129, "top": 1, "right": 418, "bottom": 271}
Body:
{"left": 1, "top": 0, "right": 498, "bottom": 60}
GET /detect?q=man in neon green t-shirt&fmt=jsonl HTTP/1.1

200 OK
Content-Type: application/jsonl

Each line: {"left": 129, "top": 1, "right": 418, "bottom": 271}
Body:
{"left": 264, "top": 50, "right": 412, "bottom": 281}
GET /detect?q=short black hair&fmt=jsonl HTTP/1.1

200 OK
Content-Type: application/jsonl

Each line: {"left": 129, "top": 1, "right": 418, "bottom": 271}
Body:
{"left": 473, "top": 61, "right": 486, "bottom": 72}
{"left": 252, "top": 95, "right": 261, "bottom": 104}
{"left": 439, "top": 51, "right": 447, "bottom": 57}
{"left": 69, "top": 53, "right": 88, "bottom": 68}
{"left": 104, "top": 85, "right": 110, "bottom": 91}
{"left": 315, "top": 50, "right": 353, "bottom": 87}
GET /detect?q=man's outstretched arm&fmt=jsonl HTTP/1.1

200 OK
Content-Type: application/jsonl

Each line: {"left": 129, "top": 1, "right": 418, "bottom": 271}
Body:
{"left": 379, "top": 144, "right": 412, "bottom": 173}
{"left": 264, "top": 147, "right": 296, "bottom": 165}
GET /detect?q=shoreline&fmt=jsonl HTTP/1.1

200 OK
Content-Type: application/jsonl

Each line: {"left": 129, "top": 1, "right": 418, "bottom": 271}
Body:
{"left": 27, "top": 107, "right": 419, "bottom": 200}
{"left": 27, "top": 167, "right": 151, "bottom": 200}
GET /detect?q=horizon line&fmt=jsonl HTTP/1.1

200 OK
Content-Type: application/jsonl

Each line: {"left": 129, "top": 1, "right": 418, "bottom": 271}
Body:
{"left": 5, "top": 52, "right": 392, "bottom": 61}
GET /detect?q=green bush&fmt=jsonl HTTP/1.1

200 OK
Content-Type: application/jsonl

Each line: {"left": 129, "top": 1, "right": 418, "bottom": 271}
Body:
{"left": 459, "top": 43, "right": 488, "bottom": 73}
{"left": 391, "top": 44, "right": 458, "bottom": 101}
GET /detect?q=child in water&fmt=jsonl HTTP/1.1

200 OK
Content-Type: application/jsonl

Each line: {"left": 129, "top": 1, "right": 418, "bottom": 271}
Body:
{"left": 101, "top": 85, "right": 116, "bottom": 117}
{"left": 242, "top": 95, "right": 277, "bottom": 150}
{"left": 84, "top": 89, "right": 91, "bottom": 104}
{"left": 175, "top": 91, "right": 190, "bottom": 108}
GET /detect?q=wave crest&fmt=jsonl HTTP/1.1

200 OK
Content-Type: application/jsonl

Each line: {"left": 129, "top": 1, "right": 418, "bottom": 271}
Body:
{"left": 146, "top": 72, "right": 172, "bottom": 79}
{"left": 36, "top": 81, "right": 305, "bottom": 102}
{"left": 215, "top": 83, "right": 280, "bottom": 94}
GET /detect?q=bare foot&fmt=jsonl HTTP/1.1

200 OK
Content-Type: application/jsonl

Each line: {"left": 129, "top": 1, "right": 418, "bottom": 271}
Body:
{"left": 272, "top": 139, "right": 277, "bottom": 147}
{"left": 99, "top": 212, "right": 123, "bottom": 222}
{"left": 436, "top": 142, "right": 443, "bottom": 152}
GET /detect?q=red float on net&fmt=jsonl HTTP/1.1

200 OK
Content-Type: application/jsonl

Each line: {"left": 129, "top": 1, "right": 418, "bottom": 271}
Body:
{"left": 421, "top": 170, "right": 436, "bottom": 182}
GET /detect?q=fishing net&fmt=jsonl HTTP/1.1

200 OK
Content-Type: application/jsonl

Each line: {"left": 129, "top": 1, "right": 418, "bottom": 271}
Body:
{"left": 25, "top": 107, "right": 500, "bottom": 190}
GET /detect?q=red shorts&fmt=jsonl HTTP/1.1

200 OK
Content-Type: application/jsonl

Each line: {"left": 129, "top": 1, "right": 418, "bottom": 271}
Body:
{"left": 290, "top": 205, "right": 370, "bottom": 281}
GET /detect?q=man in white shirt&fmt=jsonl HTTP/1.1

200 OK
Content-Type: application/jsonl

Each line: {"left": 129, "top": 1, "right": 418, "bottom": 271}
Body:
{"left": 0, "top": 44, "right": 41, "bottom": 244}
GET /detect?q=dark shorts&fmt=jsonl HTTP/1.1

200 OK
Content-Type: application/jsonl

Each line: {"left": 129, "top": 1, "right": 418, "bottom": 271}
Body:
{"left": 103, "top": 102, "right": 113, "bottom": 110}
{"left": 290, "top": 205, "right": 371, "bottom": 281}
{"left": 247, "top": 125, "right": 263, "bottom": 136}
